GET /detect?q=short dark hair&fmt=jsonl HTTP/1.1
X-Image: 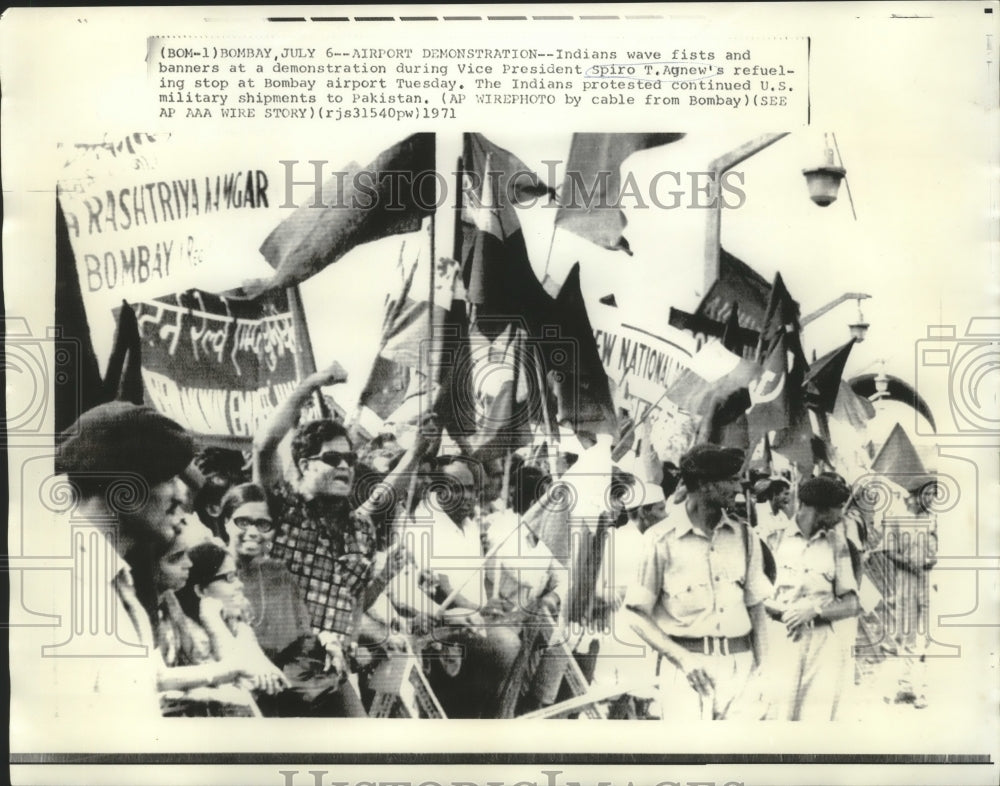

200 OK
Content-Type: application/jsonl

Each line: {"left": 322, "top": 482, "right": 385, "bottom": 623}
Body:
{"left": 290, "top": 419, "right": 351, "bottom": 466}
{"left": 218, "top": 482, "right": 271, "bottom": 543}
{"left": 681, "top": 472, "right": 706, "bottom": 493}
{"left": 193, "top": 475, "right": 231, "bottom": 528}
{"left": 175, "top": 539, "right": 230, "bottom": 620}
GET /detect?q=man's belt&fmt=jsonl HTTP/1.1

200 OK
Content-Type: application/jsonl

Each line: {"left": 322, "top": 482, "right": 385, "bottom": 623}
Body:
{"left": 667, "top": 633, "right": 752, "bottom": 656}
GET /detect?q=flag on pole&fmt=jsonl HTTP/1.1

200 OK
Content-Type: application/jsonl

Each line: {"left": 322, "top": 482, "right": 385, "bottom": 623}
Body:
{"left": 525, "top": 436, "right": 617, "bottom": 625}
{"left": 359, "top": 234, "right": 461, "bottom": 420}
{"left": 662, "top": 340, "right": 758, "bottom": 452}
{"left": 747, "top": 332, "right": 807, "bottom": 439}
{"left": 804, "top": 338, "right": 857, "bottom": 413}
{"left": 545, "top": 263, "right": 617, "bottom": 437}
{"left": 746, "top": 331, "right": 815, "bottom": 472}
{"left": 756, "top": 272, "right": 805, "bottom": 364}
{"left": 431, "top": 292, "right": 477, "bottom": 449}
{"left": 466, "top": 322, "right": 537, "bottom": 459}
{"left": 460, "top": 134, "right": 551, "bottom": 338}
{"left": 666, "top": 340, "right": 759, "bottom": 418}
{"left": 696, "top": 249, "right": 772, "bottom": 331}
{"left": 55, "top": 197, "right": 103, "bottom": 432}
{"left": 257, "top": 133, "right": 435, "bottom": 292}
{"left": 554, "top": 133, "right": 685, "bottom": 253}
{"left": 461, "top": 132, "right": 554, "bottom": 206}
{"left": 103, "top": 300, "right": 144, "bottom": 405}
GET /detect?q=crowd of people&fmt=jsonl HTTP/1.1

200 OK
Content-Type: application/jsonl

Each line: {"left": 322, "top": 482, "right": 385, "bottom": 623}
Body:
{"left": 53, "top": 361, "right": 937, "bottom": 721}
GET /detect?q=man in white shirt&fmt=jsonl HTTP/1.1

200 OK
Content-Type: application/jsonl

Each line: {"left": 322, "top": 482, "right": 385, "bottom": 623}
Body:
{"left": 51, "top": 402, "right": 196, "bottom": 720}
{"left": 398, "top": 457, "right": 520, "bottom": 717}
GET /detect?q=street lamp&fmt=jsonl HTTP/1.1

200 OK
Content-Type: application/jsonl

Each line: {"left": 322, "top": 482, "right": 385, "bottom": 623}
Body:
{"left": 801, "top": 292, "right": 872, "bottom": 342}
{"left": 703, "top": 132, "right": 855, "bottom": 294}
{"left": 848, "top": 298, "right": 870, "bottom": 342}
{"left": 802, "top": 132, "right": 857, "bottom": 218}
{"left": 803, "top": 150, "right": 846, "bottom": 207}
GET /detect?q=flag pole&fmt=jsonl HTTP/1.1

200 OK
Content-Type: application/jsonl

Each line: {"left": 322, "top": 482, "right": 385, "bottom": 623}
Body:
{"left": 429, "top": 198, "right": 436, "bottom": 359}
{"left": 287, "top": 284, "right": 329, "bottom": 417}
{"left": 500, "top": 447, "right": 513, "bottom": 513}
{"left": 531, "top": 344, "right": 558, "bottom": 476}
{"left": 453, "top": 156, "right": 464, "bottom": 261}
{"left": 541, "top": 222, "right": 558, "bottom": 280}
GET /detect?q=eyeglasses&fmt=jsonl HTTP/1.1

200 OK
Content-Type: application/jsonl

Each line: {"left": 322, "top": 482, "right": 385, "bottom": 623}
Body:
{"left": 307, "top": 450, "right": 358, "bottom": 468}
{"left": 208, "top": 571, "right": 239, "bottom": 585}
{"left": 231, "top": 516, "right": 274, "bottom": 532}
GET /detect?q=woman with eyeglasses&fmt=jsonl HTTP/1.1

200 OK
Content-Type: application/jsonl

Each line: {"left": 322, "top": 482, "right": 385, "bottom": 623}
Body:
{"left": 151, "top": 522, "right": 263, "bottom": 716}
{"left": 219, "top": 482, "right": 359, "bottom": 717}
{"left": 175, "top": 539, "right": 290, "bottom": 701}
{"left": 220, "top": 483, "right": 313, "bottom": 662}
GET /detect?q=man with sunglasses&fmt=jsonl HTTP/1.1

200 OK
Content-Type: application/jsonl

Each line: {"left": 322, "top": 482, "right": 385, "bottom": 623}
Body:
{"left": 253, "top": 361, "right": 435, "bottom": 716}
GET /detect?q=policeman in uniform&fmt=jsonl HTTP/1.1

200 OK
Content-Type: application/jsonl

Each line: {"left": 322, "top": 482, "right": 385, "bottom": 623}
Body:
{"left": 624, "top": 444, "right": 771, "bottom": 720}
{"left": 764, "top": 475, "right": 860, "bottom": 720}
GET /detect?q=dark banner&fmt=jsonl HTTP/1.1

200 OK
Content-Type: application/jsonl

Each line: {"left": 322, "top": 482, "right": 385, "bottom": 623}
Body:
{"left": 120, "top": 288, "right": 300, "bottom": 441}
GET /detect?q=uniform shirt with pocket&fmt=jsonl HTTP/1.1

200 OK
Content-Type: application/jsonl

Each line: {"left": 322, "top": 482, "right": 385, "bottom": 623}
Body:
{"left": 625, "top": 507, "right": 771, "bottom": 639}
{"left": 769, "top": 524, "right": 858, "bottom": 612}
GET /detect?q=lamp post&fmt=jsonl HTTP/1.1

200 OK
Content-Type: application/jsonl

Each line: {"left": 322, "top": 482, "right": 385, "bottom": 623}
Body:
{"left": 704, "top": 132, "right": 855, "bottom": 295}
{"left": 801, "top": 292, "right": 872, "bottom": 342}
{"left": 703, "top": 132, "right": 789, "bottom": 294}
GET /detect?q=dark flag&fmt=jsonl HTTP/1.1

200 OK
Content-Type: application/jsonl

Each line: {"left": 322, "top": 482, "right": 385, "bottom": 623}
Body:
{"left": 804, "top": 338, "right": 857, "bottom": 413}
{"left": 743, "top": 270, "right": 812, "bottom": 467}
{"left": 460, "top": 134, "right": 551, "bottom": 338}
{"left": 258, "top": 133, "right": 435, "bottom": 292}
{"left": 747, "top": 332, "right": 807, "bottom": 437}
{"left": 554, "top": 133, "right": 685, "bottom": 253}
{"left": 833, "top": 379, "right": 876, "bottom": 432}
{"left": 668, "top": 253, "right": 768, "bottom": 357}
{"left": 433, "top": 295, "right": 476, "bottom": 450}
{"left": 666, "top": 342, "right": 759, "bottom": 418}
{"left": 545, "top": 263, "right": 616, "bottom": 437}
{"left": 103, "top": 300, "right": 144, "bottom": 405}
{"left": 756, "top": 272, "right": 805, "bottom": 364}
{"left": 721, "top": 301, "right": 744, "bottom": 354}
{"left": 697, "top": 249, "right": 772, "bottom": 331}
{"left": 54, "top": 197, "right": 103, "bottom": 433}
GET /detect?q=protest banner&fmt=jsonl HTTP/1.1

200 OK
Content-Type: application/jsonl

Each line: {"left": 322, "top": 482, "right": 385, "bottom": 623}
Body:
{"left": 125, "top": 287, "right": 299, "bottom": 445}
